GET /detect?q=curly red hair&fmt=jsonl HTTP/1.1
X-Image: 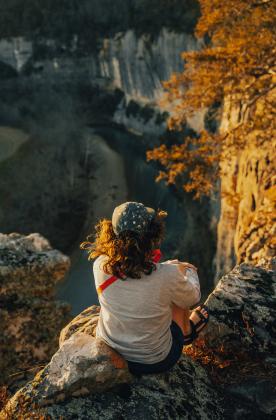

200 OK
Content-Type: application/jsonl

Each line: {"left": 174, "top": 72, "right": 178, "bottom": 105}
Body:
{"left": 80, "top": 210, "right": 167, "bottom": 279}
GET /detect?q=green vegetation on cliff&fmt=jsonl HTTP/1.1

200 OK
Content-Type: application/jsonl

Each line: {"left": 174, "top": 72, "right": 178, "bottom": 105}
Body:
{"left": 0, "top": 0, "right": 199, "bottom": 43}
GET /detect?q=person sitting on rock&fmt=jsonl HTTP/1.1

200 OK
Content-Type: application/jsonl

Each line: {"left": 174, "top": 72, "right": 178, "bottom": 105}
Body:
{"left": 81, "top": 201, "right": 209, "bottom": 375}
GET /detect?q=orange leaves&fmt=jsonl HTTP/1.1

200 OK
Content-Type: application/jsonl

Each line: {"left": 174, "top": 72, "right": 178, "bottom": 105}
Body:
{"left": 147, "top": 131, "right": 221, "bottom": 198}
{"left": 184, "top": 338, "right": 233, "bottom": 369}
{"left": 148, "top": 0, "right": 275, "bottom": 199}
{"left": 184, "top": 337, "right": 274, "bottom": 386}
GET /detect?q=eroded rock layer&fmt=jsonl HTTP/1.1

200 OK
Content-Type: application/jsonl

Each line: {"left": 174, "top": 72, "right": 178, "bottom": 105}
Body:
{"left": 0, "top": 233, "right": 71, "bottom": 385}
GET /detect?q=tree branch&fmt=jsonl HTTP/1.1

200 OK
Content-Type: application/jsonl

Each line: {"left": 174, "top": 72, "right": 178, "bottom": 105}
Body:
{"left": 252, "top": 0, "right": 274, "bottom": 6}
{"left": 245, "top": 84, "right": 276, "bottom": 110}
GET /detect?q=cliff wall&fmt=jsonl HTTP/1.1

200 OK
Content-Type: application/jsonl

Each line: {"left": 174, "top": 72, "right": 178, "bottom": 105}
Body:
{"left": 0, "top": 28, "right": 203, "bottom": 135}
{"left": 216, "top": 95, "right": 275, "bottom": 279}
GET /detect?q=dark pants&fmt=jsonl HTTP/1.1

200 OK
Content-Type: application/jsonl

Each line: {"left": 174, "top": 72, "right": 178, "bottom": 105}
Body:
{"left": 127, "top": 321, "right": 185, "bottom": 376}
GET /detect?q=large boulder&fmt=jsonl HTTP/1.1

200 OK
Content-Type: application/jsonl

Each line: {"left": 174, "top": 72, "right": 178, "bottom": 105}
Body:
{"left": 3, "top": 349, "right": 223, "bottom": 420}
{"left": 4, "top": 333, "right": 133, "bottom": 406}
{"left": 3, "top": 303, "right": 223, "bottom": 418}
{"left": 59, "top": 305, "right": 100, "bottom": 346}
{"left": 0, "top": 232, "right": 70, "bottom": 289}
{"left": 203, "top": 262, "right": 276, "bottom": 355}
{"left": 0, "top": 232, "right": 71, "bottom": 385}
{"left": 199, "top": 261, "right": 276, "bottom": 419}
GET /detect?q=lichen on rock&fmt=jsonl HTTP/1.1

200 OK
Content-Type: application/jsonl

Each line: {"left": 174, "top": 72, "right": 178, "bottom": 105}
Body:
{"left": 4, "top": 341, "right": 223, "bottom": 420}
{"left": 0, "top": 232, "right": 71, "bottom": 386}
{"left": 59, "top": 305, "right": 100, "bottom": 346}
{"left": 203, "top": 262, "right": 276, "bottom": 355}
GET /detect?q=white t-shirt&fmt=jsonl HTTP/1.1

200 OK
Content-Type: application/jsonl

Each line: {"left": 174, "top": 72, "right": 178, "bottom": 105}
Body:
{"left": 93, "top": 256, "right": 201, "bottom": 364}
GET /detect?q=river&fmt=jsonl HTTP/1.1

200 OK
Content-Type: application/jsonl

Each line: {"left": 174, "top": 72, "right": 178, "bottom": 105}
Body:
{"left": 57, "top": 126, "right": 213, "bottom": 315}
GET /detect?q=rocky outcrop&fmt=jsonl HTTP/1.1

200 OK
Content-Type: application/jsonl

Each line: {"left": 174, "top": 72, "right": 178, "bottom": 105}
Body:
{"left": 3, "top": 262, "right": 275, "bottom": 419}
{"left": 27, "top": 333, "right": 132, "bottom": 404}
{"left": 0, "top": 233, "right": 71, "bottom": 385}
{"left": 203, "top": 262, "right": 276, "bottom": 355}
{"left": 203, "top": 261, "right": 276, "bottom": 419}
{"left": 3, "top": 345, "right": 222, "bottom": 420}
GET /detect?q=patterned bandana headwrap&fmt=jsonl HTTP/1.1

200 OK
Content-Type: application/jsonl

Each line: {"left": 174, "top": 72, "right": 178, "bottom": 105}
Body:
{"left": 112, "top": 202, "right": 156, "bottom": 235}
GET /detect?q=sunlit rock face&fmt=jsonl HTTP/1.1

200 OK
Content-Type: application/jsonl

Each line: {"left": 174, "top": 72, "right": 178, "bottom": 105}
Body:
{"left": 0, "top": 233, "right": 71, "bottom": 385}
{"left": 98, "top": 29, "right": 200, "bottom": 133}
{"left": 101, "top": 29, "right": 204, "bottom": 134}
{"left": 215, "top": 93, "right": 275, "bottom": 280}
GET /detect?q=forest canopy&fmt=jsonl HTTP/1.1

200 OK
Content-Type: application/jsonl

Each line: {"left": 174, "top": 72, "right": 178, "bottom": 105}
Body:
{"left": 0, "top": 0, "right": 199, "bottom": 41}
{"left": 147, "top": 0, "right": 276, "bottom": 198}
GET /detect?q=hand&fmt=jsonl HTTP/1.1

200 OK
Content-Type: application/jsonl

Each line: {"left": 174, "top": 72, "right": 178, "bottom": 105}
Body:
{"left": 179, "top": 262, "right": 198, "bottom": 275}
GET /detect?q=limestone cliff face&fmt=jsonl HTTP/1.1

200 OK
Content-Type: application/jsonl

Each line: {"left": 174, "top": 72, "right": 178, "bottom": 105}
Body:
{"left": 215, "top": 97, "right": 275, "bottom": 280}
{"left": 0, "top": 29, "right": 203, "bottom": 135}
{"left": 0, "top": 31, "right": 198, "bottom": 103}
{"left": 97, "top": 29, "right": 200, "bottom": 102}
{"left": 0, "top": 233, "right": 71, "bottom": 385}
{"left": 234, "top": 144, "right": 275, "bottom": 263}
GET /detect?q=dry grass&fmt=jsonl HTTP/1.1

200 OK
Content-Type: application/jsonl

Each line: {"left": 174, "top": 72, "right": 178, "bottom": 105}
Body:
{"left": 184, "top": 338, "right": 276, "bottom": 385}
{"left": 0, "top": 386, "right": 9, "bottom": 412}
{"left": 0, "top": 386, "right": 49, "bottom": 420}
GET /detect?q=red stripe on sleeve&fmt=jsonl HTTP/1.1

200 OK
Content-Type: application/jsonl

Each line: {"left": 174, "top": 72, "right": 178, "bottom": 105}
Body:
{"left": 97, "top": 249, "right": 162, "bottom": 295}
{"left": 97, "top": 275, "right": 118, "bottom": 295}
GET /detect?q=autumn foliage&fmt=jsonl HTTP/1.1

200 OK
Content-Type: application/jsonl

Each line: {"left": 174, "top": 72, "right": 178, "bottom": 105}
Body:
{"left": 147, "top": 0, "right": 276, "bottom": 198}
